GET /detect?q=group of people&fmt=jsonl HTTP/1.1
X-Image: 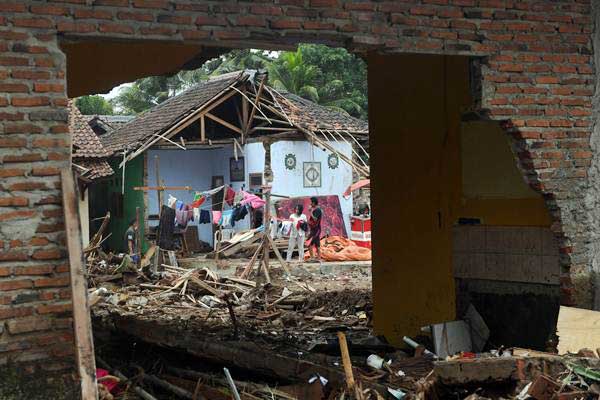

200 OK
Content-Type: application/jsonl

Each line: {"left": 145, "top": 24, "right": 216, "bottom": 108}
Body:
{"left": 286, "top": 196, "right": 323, "bottom": 263}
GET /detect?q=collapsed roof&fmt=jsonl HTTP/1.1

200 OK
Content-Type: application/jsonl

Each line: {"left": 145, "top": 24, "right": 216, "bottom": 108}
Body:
{"left": 101, "top": 70, "right": 368, "bottom": 151}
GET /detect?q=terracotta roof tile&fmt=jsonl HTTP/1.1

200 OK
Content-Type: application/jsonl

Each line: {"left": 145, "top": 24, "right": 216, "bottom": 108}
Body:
{"left": 69, "top": 101, "right": 111, "bottom": 158}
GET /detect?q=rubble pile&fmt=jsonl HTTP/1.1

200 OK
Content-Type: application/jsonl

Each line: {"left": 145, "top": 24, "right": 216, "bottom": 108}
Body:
{"left": 88, "top": 255, "right": 600, "bottom": 400}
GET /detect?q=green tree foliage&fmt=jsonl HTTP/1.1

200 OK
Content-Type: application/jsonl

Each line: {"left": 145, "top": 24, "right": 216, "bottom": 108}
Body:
{"left": 75, "top": 95, "right": 114, "bottom": 115}
{"left": 269, "top": 45, "right": 367, "bottom": 119}
{"left": 111, "top": 46, "right": 367, "bottom": 120}
{"left": 268, "top": 49, "right": 320, "bottom": 103}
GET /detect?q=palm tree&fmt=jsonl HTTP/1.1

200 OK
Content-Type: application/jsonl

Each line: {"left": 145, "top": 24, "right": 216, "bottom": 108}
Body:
{"left": 268, "top": 49, "right": 320, "bottom": 103}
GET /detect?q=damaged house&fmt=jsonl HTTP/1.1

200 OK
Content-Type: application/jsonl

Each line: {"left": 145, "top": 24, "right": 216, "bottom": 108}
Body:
{"left": 93, "top": 70, "right": 369, "bottom": 253}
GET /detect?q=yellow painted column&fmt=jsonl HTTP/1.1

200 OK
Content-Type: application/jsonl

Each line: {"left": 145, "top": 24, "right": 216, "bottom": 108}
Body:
{"left": 368, "top": 54, "right": 470, "bottom": 345}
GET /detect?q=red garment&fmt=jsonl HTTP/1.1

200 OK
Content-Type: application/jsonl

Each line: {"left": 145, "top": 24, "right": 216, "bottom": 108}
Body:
{"left": 225, "top": 186, "right": 236, "bottom": 206}
{"left": 191, "top": 196, "right": 206, "bottom": 208}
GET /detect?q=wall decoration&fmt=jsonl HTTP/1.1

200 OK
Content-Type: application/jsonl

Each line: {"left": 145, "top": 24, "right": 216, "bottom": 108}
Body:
{"left": 328, "top": 153, "right": 339, "bottom": 169}
{"left": 303, "top": 161, "right": 321, "bottom": 188}
{"left": 229, "top": 157, "right": 245, "bottom": 182}
{"left": 284, "top": 153, "right": 297, "bottom": 170}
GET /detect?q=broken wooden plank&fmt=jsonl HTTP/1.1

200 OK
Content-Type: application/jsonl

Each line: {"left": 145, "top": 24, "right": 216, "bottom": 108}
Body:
{"left": 98, "top": 315, "right": 354, "bottom": 387}
{"left": 61, "top": 169, "right": 99, "bottom": 400}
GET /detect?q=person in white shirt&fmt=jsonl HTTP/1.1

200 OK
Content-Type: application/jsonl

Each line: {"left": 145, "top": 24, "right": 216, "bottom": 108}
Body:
{"left": 286, "top": 204, "right": 308, "bottom": 262}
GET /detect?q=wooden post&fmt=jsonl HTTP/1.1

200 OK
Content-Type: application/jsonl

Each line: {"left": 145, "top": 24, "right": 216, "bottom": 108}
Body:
{"left": 215, "top": 185, "right": 228, "bottom": 261}
{"left": 135, "top": 206, "right": 141, "bottom": 262}
{"left": 200, "top": 115, "right": 206, "bottom": 142}
{"left": 261, "top": 139, "right": 274, "bottom": 284}
{"left": 60, "top": 169, "right": 99, "bottom": 400}
{"left": 154, "top": 155, "right": 162, "bottom": 217}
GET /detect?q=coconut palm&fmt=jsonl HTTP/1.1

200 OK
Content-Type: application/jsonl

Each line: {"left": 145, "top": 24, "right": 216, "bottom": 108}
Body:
{"left": 268, "top": 49, "right": 321, "bottom": 103}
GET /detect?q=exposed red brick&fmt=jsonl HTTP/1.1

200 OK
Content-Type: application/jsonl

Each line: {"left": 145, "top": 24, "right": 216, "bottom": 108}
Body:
{"left": 0, "top": 83, "right": 29, "bottom": 93}
{"left": 36, "top": 303, "right": 73, "bottom": 315}
{"left": 233, "top": 16, "right": 266, "bottom": 27}
{"left": 0, "top": 306, "right": 33, "bottom": 320}
{"left": 99, "top": 23, "right": 134, "bottom": 34}
{"left": 0, "top": 56, "right": 29, "bottom": 66}
{"left": 7, "top": 317, "right": 52, "bottom": 334}
{"left": 57, "top": 21, "right": 96, "bottom": 33}
{"left": 32, "top": 249, "right": 62, "bottom": 260}
{"left": 157, "top": 15, "right": 193, "bottom": 25}
{"left": 32, "top": 138, "right": 67, "bottom": 148}
{"left": 32, "top": 167, "right": 60, "bottom": 176}
{"left": 310, "top": 0, "right": 338, "bottom": 6}
{"left": 74, "top": 9, "right": 113, "bottom": 19}
{"left": 117, "top": 11, "right": 154, "bottom": 22}
{"left": 33, "top": 83, "right": 64, "bottom": 93}
{"left": 0, "top": 138, "right": 27, "bottom": 148}
{"left": 3, "top": 153, "right": 44, "bottom": 163}
{"left": 36, "top": 223, "right": 64, "bottom": 233}
{"left": 34, "top": 276, "right": 70, "bottom": 288}
{"left": 180, "top": 30, "right": 210, "bottom": 40}
{"left": 4, "top": 123, "right": 43, "bottom": 134}
{"left": 30, "top": 4, "right": 70, "bottom": 16}
{"left": 0, "top": 197, "right": 28, "bottom": 207}
{"left": 9, "top": 182, "right": 47, "bottom": 191}
{"left": 270, "top": 19, "right": 302, "bottom": 29}
{"left": 0, "top": 279, "right": 32, "bottom": 291}
{"left": 11, "top": 97, "right": 50, "bottom": 107}
{"left": 13, "top": 18, "right": 54, "bottom": 29}
{"left": 0, "top": 168, "right": 27, "bottom": 178}
{"left": 132, "top": 0, "right": 169, "bottom": 9}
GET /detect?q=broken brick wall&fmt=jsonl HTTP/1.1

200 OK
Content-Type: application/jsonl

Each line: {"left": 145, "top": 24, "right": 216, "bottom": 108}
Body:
{"left": 0, "top": 0, "right": 594, "bottom": 387}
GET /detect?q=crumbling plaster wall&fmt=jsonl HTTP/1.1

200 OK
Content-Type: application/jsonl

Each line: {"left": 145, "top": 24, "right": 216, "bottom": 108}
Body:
{"left": 0, "top": 0, "right": 594, "bottom": 388}
{"left": 587, "top": 1, "right": 600, "bottom": 310}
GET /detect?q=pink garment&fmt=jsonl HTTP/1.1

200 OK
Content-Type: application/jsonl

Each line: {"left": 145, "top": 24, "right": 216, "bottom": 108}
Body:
{"left": 240, "top": 191, "right": 266, "bottom": 209}
{"left": 212, "top": 211, "right": 222, "bottom": 224}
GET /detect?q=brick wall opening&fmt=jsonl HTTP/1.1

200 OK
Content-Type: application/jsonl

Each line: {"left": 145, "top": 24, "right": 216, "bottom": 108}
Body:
{"left": 0, "top": 1, "right": 594, "bottom": 394}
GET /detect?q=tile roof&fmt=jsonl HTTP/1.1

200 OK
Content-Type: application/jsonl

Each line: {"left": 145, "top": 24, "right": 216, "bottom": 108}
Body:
{"left": 73, "top": 159, "right": 114, "bottom": 180}
{"left": 69, "top": 101, "right": 114, "bottom": 180}
{"left": 70, "top": 101, "right": 111, "bottom": 158}
{"left": 100, "top": 70, "right": 369, "bottom": 156}
{"left": 101, "top": 71, "right": 248, "bottom": 155}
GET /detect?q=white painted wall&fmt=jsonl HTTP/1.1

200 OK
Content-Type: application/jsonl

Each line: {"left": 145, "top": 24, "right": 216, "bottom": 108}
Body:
{"left": 147, "top": 140, "right": 353, "bottom": 246}
{"left": 245, "top": 140, "right": 354, "bottom": 234}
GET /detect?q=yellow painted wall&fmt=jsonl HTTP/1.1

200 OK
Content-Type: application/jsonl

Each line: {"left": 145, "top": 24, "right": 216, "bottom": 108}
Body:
{"left": 368, "top": 54, "right": 551, "bottom": 345}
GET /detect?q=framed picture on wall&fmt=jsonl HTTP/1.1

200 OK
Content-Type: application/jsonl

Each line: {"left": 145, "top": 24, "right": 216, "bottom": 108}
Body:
{"left": 303, "top": 161, "right": 322, "bottom": 188}
{"left": 230, "top": 157, "right": 245, "bottom": 182}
